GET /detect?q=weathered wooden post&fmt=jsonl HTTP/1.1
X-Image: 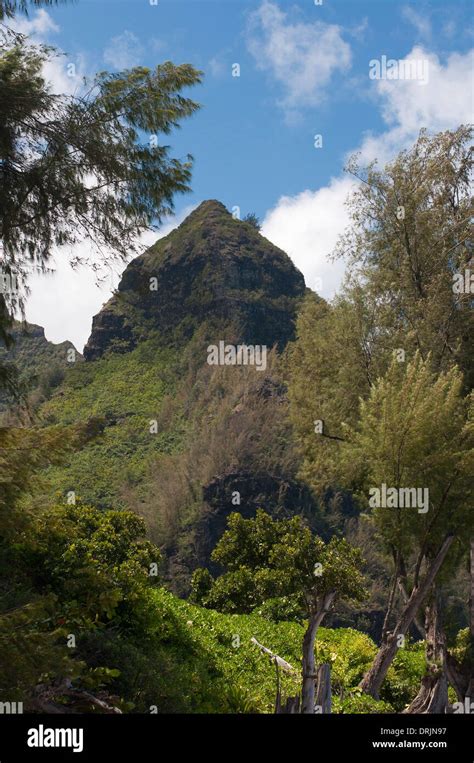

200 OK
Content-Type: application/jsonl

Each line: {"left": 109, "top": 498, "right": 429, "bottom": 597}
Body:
{"left": 315, "top": 663, "right": 332, "bottom": 713}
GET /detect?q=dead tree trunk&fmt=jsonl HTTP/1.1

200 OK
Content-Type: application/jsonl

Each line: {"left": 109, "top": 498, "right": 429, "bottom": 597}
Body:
{"left": 274, "top": 660, "right": 281, "bottom": 714}
{"left": 280, "top": 695, "right": 300, "bottom": 713}
{"left": 315, "top": 663, "right": 331, "bottom": 713}
{"left": 301, "top": 592, "right": 335, "bottom": 714}
{"left": 405, "top": 594, "right": 448, "bottom": 713}
{"left": 360, "top": 534, "right": 454, "bottom": 699}
{"left": 445, "top": 539, "right": 474, "bottom": 704}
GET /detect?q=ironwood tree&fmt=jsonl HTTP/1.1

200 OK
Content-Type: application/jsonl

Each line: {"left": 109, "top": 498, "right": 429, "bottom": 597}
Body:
{"left": 191, "top": 510, "right": 366, "bottom": 713}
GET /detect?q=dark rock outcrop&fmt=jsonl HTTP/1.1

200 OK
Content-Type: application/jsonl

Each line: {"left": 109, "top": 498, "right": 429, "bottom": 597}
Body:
{"left": 193, "top": 470, "right": 325, "bottom": 575}
{"left": 84, "top": 200, "right": 306, "bottom": 360}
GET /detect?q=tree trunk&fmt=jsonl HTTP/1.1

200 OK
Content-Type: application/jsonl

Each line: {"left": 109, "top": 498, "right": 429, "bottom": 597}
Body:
{"left": 398, "top": 579, "right": 425, "bottom": 639}
{"left": 405, "top": 594, "right": 448, "bottom": 713}
{"left": 360, "top": 534, "right": 454, "bottom": 699}
{"left": 279, "top": 695, "right": 300, "bottom": 713}
{"left": 315, "top": 663, "right": 331, "bottom": 713}
{"left": 381, "top": 568, "right": 399, "bottom": 643}
{"left": 274, "top": 660, "right": 281, "bottom": 714}
{"left": 445, "top": 538, "right": 474, "bottom": 704}
{"left": 446, "top": 652, "right": 468, "bottom": 703}
{"left": 301, "top": 592, "right": 335, "bottom": 713}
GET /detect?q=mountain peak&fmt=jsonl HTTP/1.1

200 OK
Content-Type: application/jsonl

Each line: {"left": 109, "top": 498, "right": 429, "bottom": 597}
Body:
{"left": 83, "top": 200, "right": 305, "bottom": 361}
{"left": 188, "top": 199, "right": 229, "bottom": 218}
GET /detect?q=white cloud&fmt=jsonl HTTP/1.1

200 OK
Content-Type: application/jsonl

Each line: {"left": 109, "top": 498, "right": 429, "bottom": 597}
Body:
{"left": 103, "top": 31, "right": 143, "bottom": 70}
{"left": 42, "top": 52, "right": 87, "bottom": 96}
{"left": 401, "top": 6, "right": 432, "bottom": 40}
{"left": 262, "top": 45, "right": 474, "bottom": 297}
{"left": 247, "top": 1, "right": 351, "bottom": 115}
{"left": 358, "top": 46, "right": 474, "bottom": 165}
{"left": 9, "top": 8, "right": 59, "bottom": 36}
{"left": 261, "top": 177, "right": 356, "bottom": 299}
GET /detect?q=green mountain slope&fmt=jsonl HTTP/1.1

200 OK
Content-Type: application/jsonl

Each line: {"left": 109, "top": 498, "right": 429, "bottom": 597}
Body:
{"left": 106, "top": 586, "right": 422, "bottom": 713}
{"left": 35, "top": 201, "right": 316, "bottom": 593}
{"left": 0, "top": 321, "right": 79, "bottom": 418}
{"left": 40, "top": 338, "right": 186, "bottom": 510}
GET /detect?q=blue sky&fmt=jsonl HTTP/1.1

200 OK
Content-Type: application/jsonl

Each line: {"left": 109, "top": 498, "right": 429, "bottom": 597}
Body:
{"left": 10, "top": 0, "right": 474, "bottom": 348}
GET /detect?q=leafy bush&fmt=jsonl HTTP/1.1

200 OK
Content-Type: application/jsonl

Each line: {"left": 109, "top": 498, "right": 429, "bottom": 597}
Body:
{"left": 0, "top": 500, "right": 162, "bottom": 708}
{"left": 242, "top": 212, "right": 261, "bottom": 230}
{"left": 315, "top": 627, "right": 376, "bottom": 693}
{"left": 382, "top": 641, "right": 426, "bottom": 710}
{"left": 334, "top": 690, "right": 393, "bottom": 713}
{"left": 252, "top": 595, "right": 304, "bottom": 624}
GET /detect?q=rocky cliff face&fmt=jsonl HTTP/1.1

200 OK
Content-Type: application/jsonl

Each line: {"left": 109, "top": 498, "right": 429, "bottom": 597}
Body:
{"left": 0, "top": 321, "right": 79, "bottom": 414}
{"left": 84, "top": 200, "right": 306, "bottom": 360}
{"left": 195, "top": 471, "right": 325, "bottom": 574}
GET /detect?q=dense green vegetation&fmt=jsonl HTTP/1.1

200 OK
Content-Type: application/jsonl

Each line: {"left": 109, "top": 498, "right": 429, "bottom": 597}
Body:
{"left": 39, "top": 338, "right": 187, "bottom": 510}
{"left": 0, "top": 484, "right": 427, "bottom": 715}
{"left": 0, "top": 441, "right": 424, "bottom": 714}
{"left": 119, "top": 586, "right": 423, "bottom": 714}
{"left": 0, "top": 321, "right": 77, "bottom": 417}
